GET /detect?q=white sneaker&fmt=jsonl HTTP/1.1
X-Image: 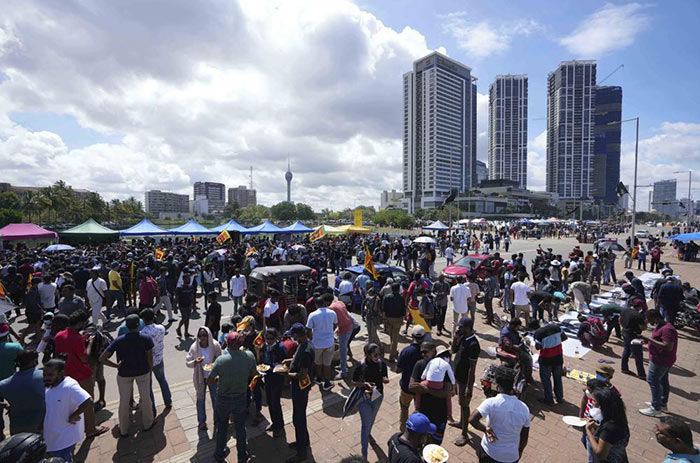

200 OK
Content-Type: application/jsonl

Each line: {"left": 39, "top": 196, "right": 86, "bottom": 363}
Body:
{"left": 645, "top": 402, "right": 668, "bottom": 412}
{"left": 639, "top": 407, "right": 662, "bottom": 417}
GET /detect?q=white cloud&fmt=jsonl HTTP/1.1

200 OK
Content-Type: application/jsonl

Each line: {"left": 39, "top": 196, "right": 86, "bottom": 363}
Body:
{"left": 560, "top": 3, "right": 652, "bottom": 57}
{"left": 441, "top": 12, "right": 542, "bottom": 58}
{"left": 527, "top": 130, "right": 547, "bottom": 190}
{"left": 0, "top": 0, "right": 441, "bottom": 209}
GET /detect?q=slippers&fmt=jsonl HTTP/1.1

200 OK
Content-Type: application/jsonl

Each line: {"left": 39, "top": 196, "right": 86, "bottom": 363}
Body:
{"left": 87, "top": 426, "right": 109, "bottom": 438}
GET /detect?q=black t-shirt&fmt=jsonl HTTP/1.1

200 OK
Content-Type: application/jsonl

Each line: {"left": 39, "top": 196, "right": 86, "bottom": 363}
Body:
{"left": 387, "top": 432, "right": 422, "bottom": 463}
{"left": 205, "top": 302, "right": 222, "bottom": 330}
{"left": 530, "top": 290, "right": 554, "bottom": 305}
{"left": 453, "top": 334, "right": 480, "bottom": 384}
{"left": 382, "top": 293, "right": 407, "bottom": 318}
{"left": 620, "top": 308, "right": 645, "bottom": 337}
{"left": 352, "top": 359, "right": 388, "bottom": 394}
{"left": 290, "top": 341, "right": 314, "bottom": 391}
{"left": 411, "top": 359, "right": 448, "bottom": 426}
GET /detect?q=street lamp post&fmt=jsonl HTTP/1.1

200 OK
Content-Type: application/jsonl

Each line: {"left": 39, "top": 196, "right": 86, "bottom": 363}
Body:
{"left": 673, "top": 170, "right": 693, "bottom": 226}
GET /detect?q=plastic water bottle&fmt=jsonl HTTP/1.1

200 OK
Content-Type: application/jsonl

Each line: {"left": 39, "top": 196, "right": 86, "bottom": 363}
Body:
{"left": 575, "top": 345, "right": 580, "bottom": 357}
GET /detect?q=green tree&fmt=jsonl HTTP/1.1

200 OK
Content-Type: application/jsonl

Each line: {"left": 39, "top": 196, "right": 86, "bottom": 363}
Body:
{"left": 0, "top": 209, "right": 22, "bottom": 227}
{"left": 270, "top": 201, "right": 297, "bottom": 222}
{"left": 223, "top": 201, "right": 241, "bottom": 219}
{"left": 238, "top": 205, "right": 271, "bottom": 225}
{"left": 373, "top": 209, "right": 414, "bottom": 228}
{"left": 295, "top": 203, "right": 316, "bottom": 221}
{"left": 0, "top": 192, "right": 20, "bottom": 210}
{"left": 19, "top": 191, "right": 40, "bottom": 222}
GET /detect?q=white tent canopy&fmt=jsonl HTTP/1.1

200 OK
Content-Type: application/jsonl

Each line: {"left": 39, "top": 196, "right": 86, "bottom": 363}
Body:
{"left": 423, "top": 220, "right": 449, "bottom": 231}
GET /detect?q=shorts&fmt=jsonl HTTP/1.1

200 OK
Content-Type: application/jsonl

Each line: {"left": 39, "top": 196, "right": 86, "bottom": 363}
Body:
{"left": 180, "top": 305, "right": 192, "bottom": 320}
{"left": 89, "top": 359, "right": 105, "bottom": 382}
{"left": 314, "top": 346, "right": 334, "bottom": 366}
{"left": 514, "top": 304, "right": 529, "bottom": 321}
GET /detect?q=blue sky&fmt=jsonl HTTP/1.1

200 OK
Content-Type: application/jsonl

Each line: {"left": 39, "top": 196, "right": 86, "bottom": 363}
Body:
{"left": 1, "top": 0, "right": 698, "bottom": 209}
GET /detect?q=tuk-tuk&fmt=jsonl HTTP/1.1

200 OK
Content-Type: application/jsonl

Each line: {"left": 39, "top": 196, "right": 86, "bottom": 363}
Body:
{"left": 248, "top": 264, "right": 313, "bottom": 305}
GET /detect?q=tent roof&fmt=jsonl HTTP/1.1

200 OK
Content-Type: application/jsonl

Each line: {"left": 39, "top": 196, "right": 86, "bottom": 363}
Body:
{"left": 315, "top": 225, "right": 345, "bottom": 236}
{"left": 337, "top": 224, "right": 372, "bottom": 234}
{"left": 244, "top": 220, "right": 285, "bottom": 234}
{"left": 666, "top": 231, "right": 700, "bottom": 243}
{"left": 120, "top": 218, "right": 169, "bottom": 236}
{"left": 281, "top": 221, "right": 314, "bottom": 233}
{"left": 0, "top": 223, "right": 57, "bottom": 241}
{"left": 168, "top": 219, "right": 217, "bottom": 235}
{"left": 210, "top": 219, "right": 249, "bottom": 233}
{"left": 423, "top": 220, "right": 449, "bottom": 231}
{"left": 60, "top": 218, "right": 119, "bottom": 236}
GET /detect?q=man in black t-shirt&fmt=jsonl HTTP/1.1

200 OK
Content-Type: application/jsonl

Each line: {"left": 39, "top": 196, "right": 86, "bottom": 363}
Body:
{"left": 620, "top": 305, "right": 647, "bottom": 377}
{"left": 283, "top": 323, "right": 315, "bottom": 463}
{"left": 450, "top": 317, "right": 480, "bottom": 446}
{"left": 409, "top": 342, "right": 452, "bottom": 445}
{"left": 387, "top": 412, "right": 436, "bottom": 463}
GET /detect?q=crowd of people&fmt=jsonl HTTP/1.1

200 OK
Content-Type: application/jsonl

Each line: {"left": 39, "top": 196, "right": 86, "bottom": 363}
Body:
{"left": 0, "top": 226, "right": 697, "bottom": 463}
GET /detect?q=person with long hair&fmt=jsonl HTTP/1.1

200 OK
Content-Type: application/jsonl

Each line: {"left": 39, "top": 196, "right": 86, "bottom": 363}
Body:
{"left": 351, "top": 343, "right": 389, "bottom": 461}
{"left": 584, "top": 388, "right": 630, "bottom": 463}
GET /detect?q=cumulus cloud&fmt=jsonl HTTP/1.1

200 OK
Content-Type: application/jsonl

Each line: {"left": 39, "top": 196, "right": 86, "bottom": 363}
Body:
{"left": 559, "top": 3, "right": 652, "bottom": 57}
{"left": 527, "top": 130, "right": 547, "bottom": 191}
{"left": 441, "top": 12, "right": 542, "bottom": 58}
{"left": 0, "top": 0, "right": 439, "bottom": 209}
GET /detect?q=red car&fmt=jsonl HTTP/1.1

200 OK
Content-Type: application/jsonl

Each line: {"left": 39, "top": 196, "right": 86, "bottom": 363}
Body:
{"left": 441, "top": 254, "right": 495, "bottom": 284}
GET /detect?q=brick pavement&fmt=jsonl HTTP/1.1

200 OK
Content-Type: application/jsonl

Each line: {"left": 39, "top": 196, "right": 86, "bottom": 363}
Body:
{"left": 75, "top": 242, "right": 700, "bottom": 462}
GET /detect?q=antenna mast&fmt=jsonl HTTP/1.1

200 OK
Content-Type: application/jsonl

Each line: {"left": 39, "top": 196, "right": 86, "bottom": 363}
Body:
{"left": 249, "top": 166, "right": 253, "bottom": 190}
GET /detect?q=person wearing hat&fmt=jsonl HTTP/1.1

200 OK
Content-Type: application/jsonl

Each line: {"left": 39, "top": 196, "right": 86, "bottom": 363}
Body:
{"left": 450, "top": 317, "right": 481, "bottom": 446}
{"left": 396, "top": 325, "right": 426, "bottom": 432}
{"left": 387, "top": 412, "right": 436, "bottom": 463}
{"left": 99, "top": 313, "right": 154, "bottom": 437}
{"left": 207, "top": 331, "right": 256, "bottom": 462}
{"left": 409, "top": 341, "right": 452, "bottom": 445}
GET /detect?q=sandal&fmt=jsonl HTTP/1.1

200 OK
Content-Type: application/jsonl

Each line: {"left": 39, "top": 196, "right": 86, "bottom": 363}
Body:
{"left": 94, "top": 399, "right": 106, "bottom": 411}
{"left": 87, "top": 426, "right": 109, "bottom": 438}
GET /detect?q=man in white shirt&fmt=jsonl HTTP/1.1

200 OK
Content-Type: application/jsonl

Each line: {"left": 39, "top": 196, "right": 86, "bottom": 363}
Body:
{"left": 43, "top": 358, "right": 95, "bottom": 462}
{"left": 140, "top": 308, "right": 172, "bottom": 409}
{"left": 306, "top": 293, "right": 338, "bottom": 391}
{"left": 337, "top": 272, "right": 354, "bottom": 308}
{"left": 229, "top": 268, "right": 247, "bottom": 315}
{"left": 38, "top": 276, "right": 58, "bottom": 311}
{"left": 86, "top": 267, "right": 108, "bottom": 326}
{"left": 445, "top": 245, "right": 455, "bottom": 266}
{"left": 263, "top": 291, "right": 282, "bottom": 331}
{"left": 469, "top": 365, "right": 530, "bottom": 463}
{"left": 510, "top": 274, "right": 532, "bottom": 324}
{"left": 449, "top": 276, "right": 473, "bottom": 337}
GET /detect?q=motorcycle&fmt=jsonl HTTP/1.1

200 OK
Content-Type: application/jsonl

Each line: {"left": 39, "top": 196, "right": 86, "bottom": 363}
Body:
{"left": 481, "top": 338, "right": 530, "bottom": 399}
{"left": 673, "top": 297, "right": 700, "bottom": 332}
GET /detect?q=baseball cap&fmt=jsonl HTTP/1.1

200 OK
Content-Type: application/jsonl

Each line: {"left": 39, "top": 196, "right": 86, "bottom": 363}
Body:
{"left": 596, "top": 365, "right": 615, "bottom": 378}
{"left": 405, "top": 413, "right": 437, "bottom": 435}
{"left": 457, "top": 317, "right": 474, "bottom": 328}
{"left": 226, "top": 331, "right": 245, "bottom": 349}
{"left": 411, "top": 325, "right": 426, "bottom": 339}
{"left": 290, "top": 322, "right": 306, "bottom": 336}
{"left": 125, "top": 314, "right": 140, "bottom": 329}
{"left": 553, "top": 291, "right": 566, "bottom": 301}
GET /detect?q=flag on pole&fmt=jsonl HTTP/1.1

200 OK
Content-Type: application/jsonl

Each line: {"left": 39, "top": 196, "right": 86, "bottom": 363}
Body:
{"left": 309, "top": 226, "right": 324, "bottom": 242}
{"left": 245, "top": 247, "right": 257, "bottom": 257}
{"left": 216, "top": 229, "right": 231, "bottom": 244}
{"left": 363, "top": 246, "right": 378, "bottom": 280}
{"left": 253, "top": 331, "right": 264, "bottom": 348}
{"left": 154, "top": 249, "right": 165, "bottom": 260}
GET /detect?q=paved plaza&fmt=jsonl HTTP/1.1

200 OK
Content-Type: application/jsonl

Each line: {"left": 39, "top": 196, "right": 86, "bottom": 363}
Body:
{"left": 71, "top": 232, "right": 699, "bottom": 463}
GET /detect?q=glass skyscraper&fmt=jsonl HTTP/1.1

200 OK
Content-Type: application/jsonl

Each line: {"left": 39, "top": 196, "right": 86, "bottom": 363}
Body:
{"left": 593, "top": 86, "right": 622, "bottom": 204}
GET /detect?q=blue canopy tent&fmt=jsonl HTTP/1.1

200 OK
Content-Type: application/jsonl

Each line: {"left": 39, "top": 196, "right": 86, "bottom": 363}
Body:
{"left": 280, "top": 221, "right": 314, "bottom": 234}
{"left": 423, "top": 220, "right": 449, "bottom": 231}
{"left": 120, "top": 219, "right": 169, "bottom": 236}
{"left": 168, "top": 219, "right": 217, "bottom": 235}
{"left": 210, "top": 219, "right": 249, "bottom": 234}
{"left": 666, "top": 231, "right": 700, "bottom": 243}
{"left": 244, "top": 219, "right": 285, "bottom": 234}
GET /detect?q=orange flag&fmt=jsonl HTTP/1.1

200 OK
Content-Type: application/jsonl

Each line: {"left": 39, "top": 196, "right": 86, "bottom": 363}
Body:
{"left": 154, "top": 249, "right": 165, "bottom": 260}
{"left": 253, "top": 331, "right": 264, "bottom": 348}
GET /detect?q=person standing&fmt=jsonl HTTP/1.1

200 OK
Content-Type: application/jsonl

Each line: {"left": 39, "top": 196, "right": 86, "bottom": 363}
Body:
{"left": 533, "top": 321, "right": 567, "bottom": 405}
{"left": 469, "top": 366, "right": 531, "bottom": 463}
{"left": 38, "top": 275, "right": 58, "bottom": 315}
{"left": 396, "top": 326, "right": 425, "bottom": 432}
{"left": 0, "top": 351, "right": 45, "bottom": 435}
{"left": 99, "top": 314, "right": 154, "bottom": 437}
{"left": 107, "top": 262, "right": 126, "bottom": 316}
{"left": 56, "top": 285, "right": 86, "bottom": 317}
{"left": 260, "top": 327, "right": 287, "bottom": 437}
{"left": 306, "top": 293, "right": 337, "bottom": 390}
{"left": 620, "top": 302, "right": 647, "bottom": 378}
{"left": 510, "top": 274, "right": 532, "bottom": 323}
{"left": 208, "top": 331, "right": 257, "bottom": 463}
{"left": 186, "top": 326, "right": 221, "bottom": 430}
{"left": 409, "top": 342, "right": 452, "bottom": 445}
{"left": 382, "top": 283, "right": 407, "bottom": 362}
{"left": 352, "top": 343, "right": 389, "bottom": 461}
{"left": 140, "top": 309, "right": 172, "bottom": 410}
{"left": 0, "top": 323, "right": 22, "bottom": 437}
{"left": 657, "top": 276, "right": 684, "bottom": 324}
{"left": 42, "top": 358, "right": 95, "bottom": 462}
{"left": 283, "top": 323, "right": 315, "bottom": 463}
{"left": 86, "top": 267, "right": 109, "bottom": 327}
{"left": 483, "top": 270, "right": 499, "bottom": 325}
{"left": 329, "top": 298, "right": 354, "bottom": 380}
{"left": 584, "top": 388, "right": 630, "bottom": 463}
{"left": 432, "top": 275, "right": 450, "bottom": 336}
{"left": 22, "top": 276, "right": 43, "bottom": 343}
{"left": 156, "top": 267, "right": 175, "bottom": 322}
{"left": 639, "top": 310, "right": 678, "bottom": 417}
{"left": 229, "top": 268, "right": 247, "bottom": 315}
{"left": 175, "top": 273, "right": 195, "bottom": 338}
{"left": 449, "top": 277, "right": 472, "bottom": 338}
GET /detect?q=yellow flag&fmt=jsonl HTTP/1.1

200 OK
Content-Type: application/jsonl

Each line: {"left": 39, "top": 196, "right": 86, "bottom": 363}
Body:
{"left": 309, "top": 226, "right": 324, "bottom": 242}
{"left": 354, "top": 209, "right": 362, "bottom": 226}
{"left": 154, "top": 249, "right": 165, "bottom": 260}
{"left": 245, "top": 247, "right": 257, "bottom": 257}
{"left": 363, "top": 246, "right": 378, "bottom": 280}
{"left": 216, "top": 229, "right": 231, "bottom": 244}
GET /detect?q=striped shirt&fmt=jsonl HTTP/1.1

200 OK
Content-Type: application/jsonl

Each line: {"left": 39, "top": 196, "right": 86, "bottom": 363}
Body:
{"left": 534, "top": 323, "right": 564, "bottom": 366}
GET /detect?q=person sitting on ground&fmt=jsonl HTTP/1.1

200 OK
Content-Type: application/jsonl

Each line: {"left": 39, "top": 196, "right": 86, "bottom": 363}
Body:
{"left": 577, "top": 315, "right": 608, "bottom": 348}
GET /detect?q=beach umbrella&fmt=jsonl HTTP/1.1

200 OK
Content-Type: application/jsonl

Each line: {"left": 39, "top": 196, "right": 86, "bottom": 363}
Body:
{"left": 44, "top": 244, "right": 76, "bottom": 252}
{"left": 413, "top": 236, "right": 436, "bottom": 244}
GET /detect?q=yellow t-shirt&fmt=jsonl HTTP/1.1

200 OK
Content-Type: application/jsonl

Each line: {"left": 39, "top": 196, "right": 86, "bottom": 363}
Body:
{"left": 108, "top": 269, "right": 122, "bottom": 291}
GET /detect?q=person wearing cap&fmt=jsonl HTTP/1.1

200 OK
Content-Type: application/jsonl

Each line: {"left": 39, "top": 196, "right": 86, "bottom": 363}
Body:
{"left": 469, "top": 365, "right": 531, "bottom": 463}
{"left": 449, "top": 316, "right": 481, "bottom": 446}
{"left": 387, "top": 412, "right": 436, "bottom": 463}
{"left": 107, "top": 261, "right": 126, "bottom": 316}
{"left": 207, "top": 331, "right": 256, "bottom": 462}
{"left": 396, "top": 325, "right": 425, "bottom": 432}
{"left": 86, "top": 267, "right": 109, "bottom": 327}
{"left": 99, "top": 313, "right": 154, "bottom": 437}
{"left": 639, "top": 309, "right": 677, "bottom": 418}
{"left": 281, "top": 322, "right": 315, "bottom": 463}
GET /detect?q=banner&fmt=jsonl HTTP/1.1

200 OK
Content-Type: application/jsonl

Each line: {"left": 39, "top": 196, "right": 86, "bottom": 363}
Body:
{"left": 309, "top": 226, "right": 324, "bottom": 242}
{"left": 354, "top": 209, "right": 362, "bottom": 227}
{"left": 363, "top": 246, "right": 378, "bottom": 280}
{"left": 216, "top": 229, "right": 231, "bottom": 244}
{"left": 154, "top": 249, "right": 165, "bottom": 260}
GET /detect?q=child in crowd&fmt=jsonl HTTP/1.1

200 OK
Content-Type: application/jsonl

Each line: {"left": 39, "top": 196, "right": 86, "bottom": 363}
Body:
{"left": 417, "top": 346, "right": 456, "bottom": 420}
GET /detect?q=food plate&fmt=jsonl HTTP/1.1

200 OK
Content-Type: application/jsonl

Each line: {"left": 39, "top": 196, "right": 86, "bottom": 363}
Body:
{"left": 257, "top": 364, "right": 271, "bottom": 373}
{"left": 422, "top": 444, "right": 448, "bottom": 463}
{"left": 273, "top": 364, "right": 289, "bottom": 374}
{"left": 562, "top": 416, "right": 588, "bottom": 427}
{"left": 202, "top": 363, "right": 214, "bottom": 372}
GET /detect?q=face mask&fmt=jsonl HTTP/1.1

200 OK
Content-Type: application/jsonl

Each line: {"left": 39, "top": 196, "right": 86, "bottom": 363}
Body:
{"left": 589, "top": 407, "right": 603, "bottom": 423}
{"left": 595, "top": 373, "right": 607, "bottom": 382}
{"left": 585, "top": 389, "right": 592, "bottom": 399}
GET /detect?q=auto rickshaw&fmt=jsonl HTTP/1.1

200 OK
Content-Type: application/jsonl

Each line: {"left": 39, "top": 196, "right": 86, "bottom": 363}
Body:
{"left": 248, "top": 264, "right": 313, "bottom": 307}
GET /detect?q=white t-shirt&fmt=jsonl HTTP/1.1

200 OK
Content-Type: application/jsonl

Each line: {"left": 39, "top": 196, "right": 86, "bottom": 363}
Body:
{"left": 201, "top": 346, "right": 213, "bottom": 378}
{"left": 450, "top": 283, "right": 471, "bottom": 314}
{"left": 477, "top": 393, "right": 531, "bottom": 463}
{"left": 338, "top": 280, "right": 354, "bottom": 296}
{"left": 511, "top": 281, "right": 531, "bottom": 306}
{"left": 44, "top": 376, "right": 91, "bottom": 452}
{"left": 86, "top": 277, "right": 108, "bottom": 307}
{"left": 306, "top": 307, "right": 338, "bottom": 349}
{"left": 263, "top": 299, "right": 280, "bottom": 318}
{"left": 38, "top": 282, "right": 57, "bottom": 309}
{"left": 445, "top": 247, "right": 454, "bottom": 259}
{"left": 229, "top": 275, "right": 247, "bottom": 297}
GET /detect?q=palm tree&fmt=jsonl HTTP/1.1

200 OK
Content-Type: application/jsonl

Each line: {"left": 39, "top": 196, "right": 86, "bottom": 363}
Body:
{"left": 19, "top": 191, "right": 39, "bottom": 222}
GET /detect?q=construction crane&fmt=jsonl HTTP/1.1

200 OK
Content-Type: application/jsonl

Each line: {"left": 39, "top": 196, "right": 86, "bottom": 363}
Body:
{"left": 598, "top": 64, "right": 624, "bottom": 85}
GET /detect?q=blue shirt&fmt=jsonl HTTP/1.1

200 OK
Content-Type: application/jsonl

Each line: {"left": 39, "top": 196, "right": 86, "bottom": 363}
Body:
{"left": 499, "top": 325, "right": 522, "bottom": 347}
{"left": 0, "top": 342, "right": 23, "bottom": 380}
{"left": 665, "top": 449, "right": 700, "bottom": 463}
{"left": 106, "top": 332, "right": 154, "bottom": 377}
{"left": 0, "top": 367, "right": 45, "bottom": 433}
{"left": 396, "top": 343, "right": 422, "bottom": 394}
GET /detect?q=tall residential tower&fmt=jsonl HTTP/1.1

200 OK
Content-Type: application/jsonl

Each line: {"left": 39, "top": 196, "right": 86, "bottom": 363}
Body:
{"left": 592, "top": 86, "right": 622, "bottom": 205}
{"left": 488, "top": 75, "right": 528, "bottom": 189}
{"left": 546, "top": 60, "right": 596, "bottom": 199}
{"left": 402, "top": 52, "right": 477, "bottom": 212}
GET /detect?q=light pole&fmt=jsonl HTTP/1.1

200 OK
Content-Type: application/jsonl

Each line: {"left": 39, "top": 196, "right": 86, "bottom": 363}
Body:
{"left": 608, "top": 117, "right": 639, "bottom": 246}
{"left": 673, "top": 170, "right": 693, "bottom": 226}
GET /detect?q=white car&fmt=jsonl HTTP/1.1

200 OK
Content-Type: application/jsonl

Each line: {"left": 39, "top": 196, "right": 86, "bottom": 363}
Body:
{"left": 635, "top": 230, "right": 651, "bottom": 238}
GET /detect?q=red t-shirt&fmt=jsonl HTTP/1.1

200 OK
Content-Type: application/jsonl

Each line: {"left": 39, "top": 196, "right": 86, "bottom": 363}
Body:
{"left": 649, "top": 322, "right": 677, "bottom": 367}
{"left": 329, "top": 301, "right": 353, "bottom": 334}
{"left": 54, "top": 328, "right": 93, "bottom": 382}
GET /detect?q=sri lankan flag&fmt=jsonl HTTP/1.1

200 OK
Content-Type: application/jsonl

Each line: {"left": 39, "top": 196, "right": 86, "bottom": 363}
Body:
{"left": 253, "top": 331, "right": 264, "bottom": 348}
{"left": 245, "top": 247, "right": 257, "bottom": 257}
{"left": 249, "top": 374, "right": 260, "bottom": 390}
{"left": 216, "top": 229, "right": 231, "bottom": 244}
{"left": 363, "top": 246, "right": 378, "bottom": 280}
{"left": 299, "top": 373, "right": 311, "bottom": 390}
{"left": 309, "top": 226, "right": 324, "bottom": 242}
{"left": 154, "top": 249, "right": 165, "bottom": 260}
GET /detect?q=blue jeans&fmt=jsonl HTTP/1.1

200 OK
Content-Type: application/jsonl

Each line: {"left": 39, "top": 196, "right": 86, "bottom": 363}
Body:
{"left": 215, "top": 393, "right": 247, "bottom": 461}
{"left": 291, "top": 385, "right": 310, "bottom": 457}
{"left": 47, "top": 445, "right": 76, "bottom": 462}
{"left": 151, "top": 361, "right": 172, "bottom": 410}
{"left": 621, "top": 334, "right": 646, "bottom": 376}
{"left": 338, "top": 330, "right": 352, "bottom": 377}
{"left": 197, "top": 382, "right": 217, "bottom": 424}
{"left": 358, "top": 395, "right": 383, "bottom": 460}
{"left": 647, "top": 362, "right": 670, "bottom": 410}
{"left": 539, "top": 362, "right": 563, "bottom": 403}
